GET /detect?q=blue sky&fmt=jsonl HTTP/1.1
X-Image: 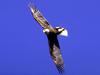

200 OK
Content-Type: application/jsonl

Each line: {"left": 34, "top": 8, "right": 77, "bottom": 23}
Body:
{"left": 0, "top": 0, "right": 100, "bottom": 75}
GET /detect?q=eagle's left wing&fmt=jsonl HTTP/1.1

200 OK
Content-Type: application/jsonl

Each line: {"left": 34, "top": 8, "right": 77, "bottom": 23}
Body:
{"left": 29, "top": 3, "right": 54, "bottom": 30}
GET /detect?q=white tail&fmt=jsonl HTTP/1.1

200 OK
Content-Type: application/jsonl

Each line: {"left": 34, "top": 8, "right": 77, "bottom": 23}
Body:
{"left": 59, "top": 29, "right": 68, "bottom": 37}
{"left": 55, "top": 27, "right": 68, "bottom": 37}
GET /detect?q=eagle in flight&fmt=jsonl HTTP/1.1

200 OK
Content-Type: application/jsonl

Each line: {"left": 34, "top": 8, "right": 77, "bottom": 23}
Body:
{"left": 29, "top": 3, "right": 68, "bottom": 73}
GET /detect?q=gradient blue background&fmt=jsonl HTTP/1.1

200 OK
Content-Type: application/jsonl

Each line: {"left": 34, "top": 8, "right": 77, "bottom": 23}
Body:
{"left": 0, "top": 0, "right": 100, "bottom": 75}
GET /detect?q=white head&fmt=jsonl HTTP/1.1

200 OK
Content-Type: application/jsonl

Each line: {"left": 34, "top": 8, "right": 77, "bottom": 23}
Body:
{"left": 43, "top": 29, "right": 50, "bottom": 33}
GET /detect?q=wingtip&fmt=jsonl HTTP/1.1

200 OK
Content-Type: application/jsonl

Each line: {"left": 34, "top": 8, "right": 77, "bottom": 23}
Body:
{"left": 28, "top": 3, "right": 38, "bottom": 15}
{"left": 56, "top": 64, "right": 64, "bottom": 74}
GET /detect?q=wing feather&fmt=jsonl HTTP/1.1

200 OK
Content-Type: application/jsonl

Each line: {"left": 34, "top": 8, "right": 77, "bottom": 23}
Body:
{"left": 47, "top": 34, "right": 64, "bottom": 73}
{"left": 52, "top": 44, "right": 64, "bottom": 73}
{"left": 29, "top": 4, "right": 53, "bottom": 29}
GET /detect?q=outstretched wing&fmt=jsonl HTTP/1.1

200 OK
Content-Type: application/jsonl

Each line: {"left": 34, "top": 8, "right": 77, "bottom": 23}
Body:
{"left": 52, "top": 44, "right": 64, "bottom": 73}
{"left": 48, "top": 35, "right": 64, "bottom": 73}
{"left": 29, "top": 3, "right": 53, "bottom": 30}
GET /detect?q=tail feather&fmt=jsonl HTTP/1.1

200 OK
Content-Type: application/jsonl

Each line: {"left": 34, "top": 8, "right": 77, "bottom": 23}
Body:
{"left": 55, "top": 27, "right": 68, "bottom": 37}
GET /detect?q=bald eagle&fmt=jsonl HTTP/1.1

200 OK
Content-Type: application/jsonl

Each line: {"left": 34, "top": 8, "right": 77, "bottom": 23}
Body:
{"left": 29, "top": 3, "right": 68, "bottom": 73}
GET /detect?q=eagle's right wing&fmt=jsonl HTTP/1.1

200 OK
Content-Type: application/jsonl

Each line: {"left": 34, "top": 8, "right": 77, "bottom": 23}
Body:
{"left": 52, "top": 44, "right": 64, "bottom": 73}
{"left": 48, "top": 36, "right": 64, "bottom": 73}
{"left": 29, "top": 3, "right": 53, "bottom": 30}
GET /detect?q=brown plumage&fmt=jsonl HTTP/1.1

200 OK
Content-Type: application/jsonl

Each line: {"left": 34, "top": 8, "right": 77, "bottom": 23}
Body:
{"left": 29, "top": 3, "right": 68, "bottom": 73}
